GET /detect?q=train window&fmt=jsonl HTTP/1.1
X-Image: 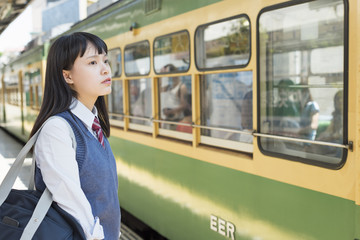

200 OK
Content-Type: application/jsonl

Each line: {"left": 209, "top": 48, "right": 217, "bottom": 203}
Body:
{"left": 195, "top": 15, "right": 250, "bottom": 70}
{"left": 158, "top": 75, "right": 192, "bottom": 135}
{"left": 154, "top": 31, "right": 190, "bottom": 73}
{"left": 108, "top": 80, "right": 124, "bottom": 123}
{"left": 108, "top": 48, "right": 121, "bottom": 77}
{"left": 24, "top": 73, "right": 31, "bottom": 106}
{"left": 258, "top": 0, "right": 346, "bottom": 167}
{"left": 32, "top": 70, "right": 42, "bottom": 108}
{"left": 31, "top": 86, "right": 36, "bottom": 107}
{"left": 128, "top": 78, "right": 152, "bottom": 128}
{"left": 200, "top": 71, "right": 253, "bottom": 152}
{"left": 36, "top": 85, "right": 42, "bottom": 107}
{"left": 124, "top": 41, "right": 150, "bottom": 76}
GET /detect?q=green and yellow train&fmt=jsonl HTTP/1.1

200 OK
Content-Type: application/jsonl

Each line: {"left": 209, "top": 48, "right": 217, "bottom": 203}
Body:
{"left": 1, "top": 0, "right": 360, "bottom": 239}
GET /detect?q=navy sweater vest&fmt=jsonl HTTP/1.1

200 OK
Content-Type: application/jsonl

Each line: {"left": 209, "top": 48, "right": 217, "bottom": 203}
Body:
{"left": 35, "top": 111, "right": 121, "bottom": 240}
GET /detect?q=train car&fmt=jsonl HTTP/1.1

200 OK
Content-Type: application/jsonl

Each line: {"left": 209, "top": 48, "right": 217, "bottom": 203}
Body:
{"left": 1, "top": 0, "right": 359, "bottom": 239}
{"left": 0, "top": 44, "right": 46, "bottom": 141}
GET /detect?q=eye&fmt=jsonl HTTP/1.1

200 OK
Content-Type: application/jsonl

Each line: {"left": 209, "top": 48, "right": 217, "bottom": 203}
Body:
{"left": 104, "top": 59, "right": 109, "bottom": 64}
{"left": 89, "top": 61, "right": 97, "bottom": 65}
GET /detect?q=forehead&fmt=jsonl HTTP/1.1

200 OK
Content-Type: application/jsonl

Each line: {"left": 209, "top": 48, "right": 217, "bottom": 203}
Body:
{"left": 81, "top": 43, "right": 105, "bottom": 57}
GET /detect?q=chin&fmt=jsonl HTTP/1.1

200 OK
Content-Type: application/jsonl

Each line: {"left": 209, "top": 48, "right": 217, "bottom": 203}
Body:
{"left": 101, "top": 87, "right": 112, "bottom": 96}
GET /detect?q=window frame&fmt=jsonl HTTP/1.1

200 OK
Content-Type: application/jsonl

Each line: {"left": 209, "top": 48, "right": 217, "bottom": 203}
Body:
{"left": 124, "top": 40, "right": 151, "bottom": 77}
{"left": 127, "top": 78, "right": 153, "bottom": 133}
{"left": 153, "top": 30, "right": 191, "bottom": 74}
{"left": 198, "top": 71, "right": 254, "bottom": 153}
{"left": 108, "top": 47, "right": 122, "bottom": 78}
{"left": 194, "top": 14, "right": 252, "bottom": 71}
{"left": 256, "top": 0, "right": 349, "bottom": 169}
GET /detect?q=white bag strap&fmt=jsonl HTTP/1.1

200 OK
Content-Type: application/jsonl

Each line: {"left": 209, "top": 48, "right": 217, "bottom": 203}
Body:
{"left": 28, "top": 116, "right": 76, "bottom": 190}
{"left": 20, "top": 188, "right": 53, "bottom": 240}
{"left": 0, "top": 118, "right": 47, "bottom": 205}
{"left": 0, "top": 116, "right": 76, "bottom": 240}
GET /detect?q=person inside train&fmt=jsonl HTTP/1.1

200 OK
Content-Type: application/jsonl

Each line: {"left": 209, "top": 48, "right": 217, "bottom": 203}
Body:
{"left": 159, "top": 64, "right": 188, "bottom": 129}
{"left": 129, "top": 80, "right": 152, "bottom": 125}
{"left": 317, "top": 89, "right": 343, "bottom": 142}
{"left": 303, "top": 89, "right": 343, "bottom": 157}
{"left": 272, "top": 79, "right": 300, "bottom": 137}
{"left": 175, "top": 93, "right": 192, "bottom": 133}
{"left": 29, "top": 32, "right": 121, "bottom": 240}
{"left": 239, "top": 90, "right": 253, "bottom": 143}
{"left": 298, "top": 87, "right": 320, "bottom": 141}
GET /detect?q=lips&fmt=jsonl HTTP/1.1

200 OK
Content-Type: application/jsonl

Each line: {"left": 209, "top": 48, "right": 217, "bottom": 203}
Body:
{"left": 102, "top": 78, "right": 111, "bottom": 84}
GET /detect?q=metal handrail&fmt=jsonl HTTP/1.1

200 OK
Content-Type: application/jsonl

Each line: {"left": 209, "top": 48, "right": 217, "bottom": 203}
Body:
{"left": 123, "top": 115, "right": 151, "bottom": 121}
{"left": 152, "top": 119, "right": 192, "bottom": 127}
{"left": 253, "top": 132, "right": 350, "bottom": 150}
{"left": 114, "top": 114, "right": 351, "bottom": 150}
{"left": 192, "top": 124, "right": 253, "bottom": 135}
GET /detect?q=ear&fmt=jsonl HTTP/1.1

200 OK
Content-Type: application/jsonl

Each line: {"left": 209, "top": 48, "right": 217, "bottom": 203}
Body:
{"left": 62, "top": 70, "right": 73, "bottom": 84}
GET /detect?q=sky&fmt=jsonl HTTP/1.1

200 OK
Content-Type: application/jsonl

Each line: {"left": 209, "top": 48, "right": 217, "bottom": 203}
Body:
{"left": 0, "top": 5, "right": 33, "bottom": 52}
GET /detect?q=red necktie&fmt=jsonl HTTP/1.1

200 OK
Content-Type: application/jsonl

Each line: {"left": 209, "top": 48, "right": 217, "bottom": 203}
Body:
{"left": 92, "top": 117, "right": 104, "bottom": 148}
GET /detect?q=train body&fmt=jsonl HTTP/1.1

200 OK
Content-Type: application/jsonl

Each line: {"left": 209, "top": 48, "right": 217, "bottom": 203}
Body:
{"left": 1, "top": 0, "right": 360, "bottom": 239}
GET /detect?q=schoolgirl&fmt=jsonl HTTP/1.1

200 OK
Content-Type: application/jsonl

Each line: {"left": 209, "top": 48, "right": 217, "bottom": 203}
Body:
{"left": 29, "top": 32, "right": 121, "bottom": 240}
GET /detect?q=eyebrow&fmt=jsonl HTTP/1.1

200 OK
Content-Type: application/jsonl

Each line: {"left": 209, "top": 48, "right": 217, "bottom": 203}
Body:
{"left": 86, "top": 53, "right": 108, "bottom": 59}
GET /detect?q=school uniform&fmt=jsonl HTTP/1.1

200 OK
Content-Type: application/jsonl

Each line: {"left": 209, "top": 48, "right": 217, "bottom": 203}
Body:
{"left": 34, "top": 98, "right": 121, "bottom": 240}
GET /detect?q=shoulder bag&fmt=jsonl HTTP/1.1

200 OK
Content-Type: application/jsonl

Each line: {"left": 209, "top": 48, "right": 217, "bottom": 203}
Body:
{"left": 0, "top": 116, "right": 86, "bottom": 240}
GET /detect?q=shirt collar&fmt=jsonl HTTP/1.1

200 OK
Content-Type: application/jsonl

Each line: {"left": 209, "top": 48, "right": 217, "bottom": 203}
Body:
{"left": 69, "top": 98, "right": 98, "bottom": 129}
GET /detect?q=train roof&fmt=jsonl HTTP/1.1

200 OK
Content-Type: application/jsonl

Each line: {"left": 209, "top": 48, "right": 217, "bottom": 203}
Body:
{"left": 0, "top": 0, "right": 31, "bottom": 35}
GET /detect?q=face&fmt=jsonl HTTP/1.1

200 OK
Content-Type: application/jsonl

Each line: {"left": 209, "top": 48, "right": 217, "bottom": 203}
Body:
{"left": 278, "top": 87, "right": 289, "bottom": 100}
{"left": 63, "top": 43, "right": 111, "bottom": 107}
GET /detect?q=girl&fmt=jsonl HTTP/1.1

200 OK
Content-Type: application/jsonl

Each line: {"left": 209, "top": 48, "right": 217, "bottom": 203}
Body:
{"left": 29, "top": 32, "right": 121, "bottom": 240}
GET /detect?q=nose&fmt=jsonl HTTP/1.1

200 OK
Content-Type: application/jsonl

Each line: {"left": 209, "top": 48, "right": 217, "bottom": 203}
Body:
{"left": 101, "top": 62, "right": 110, "bottom": 75}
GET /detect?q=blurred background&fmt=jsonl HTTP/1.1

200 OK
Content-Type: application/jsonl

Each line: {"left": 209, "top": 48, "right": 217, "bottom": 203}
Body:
{"left": 0, "top": 0, "right": 114, "bottom": 65}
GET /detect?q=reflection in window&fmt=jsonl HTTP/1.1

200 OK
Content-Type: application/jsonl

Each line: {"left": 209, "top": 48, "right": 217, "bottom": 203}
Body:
{"left": 128, "top": 78, "right": 152, "bottom": 125}
{"left": 124, "top": 41, "right": 150, "bottom": 76}
{"left": 200, "top": 71, "right": 253, "bottom": 143}
{"left": 154, "top": 31, "right": 190, "bottom": 73}
{"left": 24, "top": 73, "right": 30, "bottom": 106}
{"left": 195, "top": 16, "right": 250, "bottom": 69}
{"left": 108, "top": 80, "right": 123, "bottom": 121}
{"left": 258, "top": 0, "right": 345, "bottom": 166}
{"left": 108, "top": 48, "right": 121, "bottom": 77}
{"left": 158, "top": 74, "right": 191, "bottom": 132}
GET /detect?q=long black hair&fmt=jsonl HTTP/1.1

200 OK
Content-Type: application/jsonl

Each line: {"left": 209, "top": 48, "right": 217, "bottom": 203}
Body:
{"left": 30, "top": 32, "right": 110, "bottom": 138}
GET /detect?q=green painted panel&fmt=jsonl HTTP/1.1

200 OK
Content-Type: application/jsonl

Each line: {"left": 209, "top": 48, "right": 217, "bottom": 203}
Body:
{"left": 9, "top": 45, "right": 43, "bottom": 67}
{"left": 69, "top": 0, "right": 221, "bottom": 39}
{"left": 110, "top": 137, "right": 356, "bottom": 240}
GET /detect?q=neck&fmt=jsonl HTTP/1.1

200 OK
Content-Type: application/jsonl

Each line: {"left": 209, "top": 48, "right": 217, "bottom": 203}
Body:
{"left": 77, "top": 95, "right": 96, "bottom": 111}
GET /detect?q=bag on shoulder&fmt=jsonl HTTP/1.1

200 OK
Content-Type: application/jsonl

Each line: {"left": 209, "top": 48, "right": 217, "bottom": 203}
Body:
{"left": 0, "top": 116, "right": 85, "bottom": 240}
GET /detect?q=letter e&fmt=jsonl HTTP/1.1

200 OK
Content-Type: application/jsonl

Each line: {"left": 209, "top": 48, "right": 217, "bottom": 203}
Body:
{"left": 210, "top": 215, "right": 217, "bottom": 232}
{"left": 218, "top": 218, "right": 226, "bottom": 236}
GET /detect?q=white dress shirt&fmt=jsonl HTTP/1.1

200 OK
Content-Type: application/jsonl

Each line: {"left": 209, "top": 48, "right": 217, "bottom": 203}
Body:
{"left": 34, "top": 99, "right": 104, "bottom": 240}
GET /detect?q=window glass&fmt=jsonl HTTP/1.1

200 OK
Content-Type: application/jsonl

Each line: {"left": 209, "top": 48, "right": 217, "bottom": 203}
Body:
{"left": 32, "top": 86, "right": 36, "bottom": 107}
{"left": 108, "top": 48, "right": 122, "bottom": 77}
{"left": 195, "top": 16, "right": 250, "bottom": 69}
{"left": 7, "top": 75, "right": 20, "bottom": 106}
{"left": 124, "top": 41, "right": 150, "bottom": 76}
{"left": 154, "top": 31, "right": 190, "bottom": 73}
{"left": 29, "top": 71, "right": 42, "bottom": 108}
{"left": 158, "top": 74, "right": 191, "bottom": 132}
{"left": 258, "top": 0, "right": 345, "bottom": 165}
{"left": 200, "top": 71, "right": 253, "bottom": 143}
{"left": 24, "top": 73, "right": 30, "bottom": 106}
{"left": 36, "top": 85, "right": 42, "bottom": 107}
{"left": 128, "top": 78, "right": 152, "bottom": 125}
{"left": 108, "top": 80, "right": 123, "bottom": 121}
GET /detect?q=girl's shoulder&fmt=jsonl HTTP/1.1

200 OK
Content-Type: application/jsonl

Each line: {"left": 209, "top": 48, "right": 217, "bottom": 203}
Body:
{"left": 39, "top": 116, "right": 73, "bottom": 141}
